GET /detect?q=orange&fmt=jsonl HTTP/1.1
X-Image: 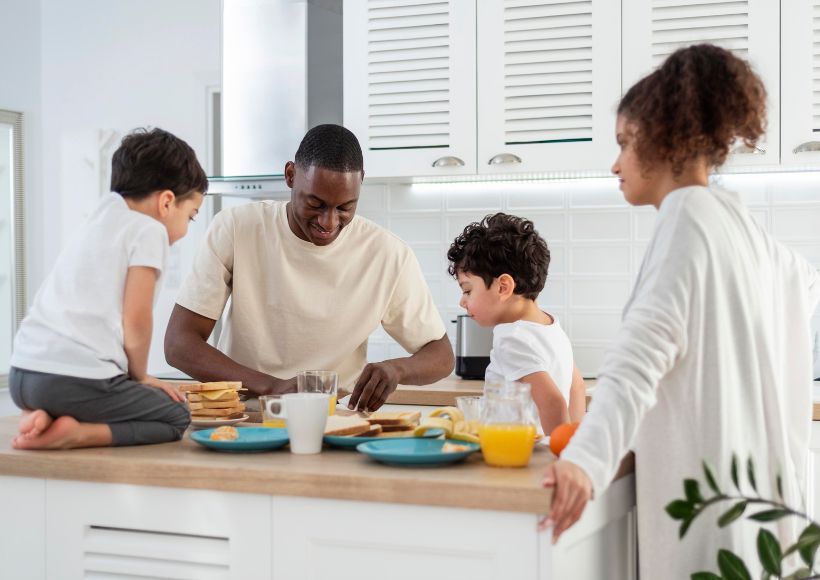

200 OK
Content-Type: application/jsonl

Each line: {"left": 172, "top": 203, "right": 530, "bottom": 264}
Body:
{"left": 549, "top": 422, "right": 580, "bottom": 457}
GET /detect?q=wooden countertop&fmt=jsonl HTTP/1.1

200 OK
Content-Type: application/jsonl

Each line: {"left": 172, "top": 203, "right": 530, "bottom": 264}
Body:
{"left": 386, "top": 377, "right": 484, "bottom": 406}
{"left": 0, "top": 416, "right": 633, "bottom": 514}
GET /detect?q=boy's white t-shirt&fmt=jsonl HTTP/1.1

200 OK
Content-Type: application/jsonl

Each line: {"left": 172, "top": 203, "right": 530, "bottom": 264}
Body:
{"left": 11, "top": 193, "right": 168, "bottom": 379}
{"left": 484, "top": 316, "right": 574, "bottom": 403}
{"left": 175, "top": 200, "right": 446, "bottom": 390}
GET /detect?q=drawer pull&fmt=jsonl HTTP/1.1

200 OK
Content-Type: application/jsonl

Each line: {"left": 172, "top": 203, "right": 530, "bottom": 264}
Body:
{"left": 432, "top": 156, "right": 465, "bottom": 168}
{"left": 488, "top": 153, "right": 522, "bottom": 165}
{"left": 793, "top": 141, "right": 820, "bottom": 154}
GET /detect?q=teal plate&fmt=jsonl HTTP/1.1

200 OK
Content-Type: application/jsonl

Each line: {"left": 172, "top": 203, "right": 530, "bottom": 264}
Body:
{"left": 324, "top": 428, "right": 444, "bottom": 450}
{"left": 356, "top": 438, "right": 480, "bottom": 466}
{"left": 190, "top": 427, "right": 289, "bottom": 452}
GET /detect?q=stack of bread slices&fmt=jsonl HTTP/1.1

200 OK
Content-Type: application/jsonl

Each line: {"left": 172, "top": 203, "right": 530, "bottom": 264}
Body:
{"left": 179, "top": 381, "right": 245, "bottom": 422}
{"left": 324, "top": 410, "right": 421, "bottom": 438}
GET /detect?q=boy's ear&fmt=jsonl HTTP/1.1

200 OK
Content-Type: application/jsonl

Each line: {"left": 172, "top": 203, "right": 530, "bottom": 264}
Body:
{"left": 497, "top": 273, "right": 516, "bottom": 301}
{"left": 157, "top": 190, "right": 175, "bottom": 217}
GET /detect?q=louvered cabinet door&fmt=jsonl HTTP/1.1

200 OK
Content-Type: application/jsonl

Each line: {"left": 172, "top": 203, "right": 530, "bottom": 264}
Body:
{"left": 781, "top": 1, "right": 820, "bottom": 166}
{"left": 476, "top": 0, "right": 621, "bottom": 174}
{"left": 344, "top": 0, "right": 477, "bottom": 178}
{"left": 622, "top": 0, "right": 780, "bottom": 167}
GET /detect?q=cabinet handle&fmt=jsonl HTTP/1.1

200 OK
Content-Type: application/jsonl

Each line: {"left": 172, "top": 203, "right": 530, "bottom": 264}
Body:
{"left": 793, "top": 141, "right": 820, "bottom": 154}
{"left": 487, "top": 153, "right": 522, "bottom": 165}
{"left": 431, "top": 156, "right": 465, "bottom": 168}
{"left": 731, "top": 144, "right": 766, "bottom": 155}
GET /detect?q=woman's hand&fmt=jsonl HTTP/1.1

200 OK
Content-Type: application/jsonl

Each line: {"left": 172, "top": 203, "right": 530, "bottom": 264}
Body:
{"left": 539, "top": 459, "right": 593, "bottom": 544}
{"left": 141, "top": 375, "right": 186, "bottom": 403}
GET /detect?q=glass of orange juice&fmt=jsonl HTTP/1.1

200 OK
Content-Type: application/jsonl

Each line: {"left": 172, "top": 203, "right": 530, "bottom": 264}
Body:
{"left": 478, "top": 382, "right": 537, "bottom": 467}
{"left": 297, "top": 370, "right": 338, "bottom": 415}
{"left": 260, "top": 395, "right": 287, "bottom": 428}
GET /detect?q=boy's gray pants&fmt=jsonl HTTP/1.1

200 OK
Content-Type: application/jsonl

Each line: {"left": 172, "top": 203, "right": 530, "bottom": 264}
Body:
{"left": 9, "top": 367, "right": 191, "bottom": 446}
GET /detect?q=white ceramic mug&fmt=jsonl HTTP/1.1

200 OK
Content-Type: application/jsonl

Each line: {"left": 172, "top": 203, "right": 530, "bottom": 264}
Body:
{"left": 280, "top": 393, "right": 329, "bottom": 454}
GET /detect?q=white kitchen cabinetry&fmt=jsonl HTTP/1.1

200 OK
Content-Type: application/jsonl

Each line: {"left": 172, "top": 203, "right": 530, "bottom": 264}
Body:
{"left": 344, "top": 0, "right": 477, "bottom": 178}
{"left": 780, "top": 2, "right": 820, "bottom": 166}
{"left": 477, "top": 0, "right": 621, "bottom": 174}
{"left": 43, "top": 481, "right": 270, "bottom": 579}
{"left": 808, "top": 420, "right": 820, "bottom": 522}
{"left": 621, "top": 0, "right": 780, "bottom": 168}
{"left": 344, "top": 0, "right": 620, "bottom": 178}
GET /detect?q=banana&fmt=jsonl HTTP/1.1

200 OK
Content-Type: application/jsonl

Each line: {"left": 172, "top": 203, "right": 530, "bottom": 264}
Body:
{"left": 414, "top": 416, "right": 453, "bottom": 437}
{"left": 429, "top": 406, "right": 464, "bottom": 424}
{"left": 450, "top": 431, "right": 480, "bottom": 445}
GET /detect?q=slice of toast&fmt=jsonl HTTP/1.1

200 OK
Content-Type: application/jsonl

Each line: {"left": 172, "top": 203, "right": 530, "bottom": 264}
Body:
{"left": 379, "top": 423, "right": 416, "bottom": 433}
{"left": 378, "top": 428, "right": 416, "bottom": 438}
{"left": 366, "top": 410, "right": 421, "bottom": 426}
{"left": 189, "top": 404, "right": 245, "bottom": 417}
{"left": 353, "top": 423, "right": 382, "bottom": 437}
{"left": 324, "top": 415, "right": 371, "bottom": 436}
{"left": 178, "top": 381, "right": 242, "bottom": 393}
{"left": 194, "top": 400, "right": 245, "bottom": 409}
{"left": 192, "top": 411, "right": 246, "bottom": 421}
{"left": 187, "top": 391, "right": 240, "bottom": 402}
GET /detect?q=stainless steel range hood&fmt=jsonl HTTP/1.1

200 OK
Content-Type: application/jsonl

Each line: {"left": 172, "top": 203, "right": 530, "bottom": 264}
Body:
{"left": 216, "top": 0, "right": 342, "bottom": 192}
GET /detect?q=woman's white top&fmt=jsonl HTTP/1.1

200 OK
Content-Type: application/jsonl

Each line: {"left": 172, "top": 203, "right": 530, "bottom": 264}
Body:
{"left": 561, "top": 185, "right": 820, "bottom": 578}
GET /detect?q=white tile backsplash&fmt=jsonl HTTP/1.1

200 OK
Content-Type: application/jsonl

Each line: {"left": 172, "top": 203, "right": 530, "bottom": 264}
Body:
{"left": 358, "top": 174, "right": 820, "bottom": 377}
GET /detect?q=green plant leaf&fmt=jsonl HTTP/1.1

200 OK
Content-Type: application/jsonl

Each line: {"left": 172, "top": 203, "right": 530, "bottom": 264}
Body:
{"left": 679, "top": 517, "right": 694, "bottom": 539}
{"left": 746, "top": 457, "right": 757, "bottom": 493}
{"left": 795, "top": 523, "right": 820, "bottom": 567}
{"left": 666, "top": 499, "right": 695, "bottom": 521}
{"left": 783, "top": 568, "right": 811, "bottom": 580}
{"left": 703, "top": 461, "right": 721, "bottom": 494}
{"left": 756, "top": 529, "right": 781, "bottom": 575}
{"left": 685, "top": 479, "right": 704, "bottom": 504}
{"left": 748, "top": 509, "right": 791, "bottom": 522}
{"left": 717, "top": 549, "right": 751, "bottom": 580}
{"left": 731, "top": 455, "right": 740, "bottom": 491}
{"left": 691, "top": 573, "right": 722, "bottom": 580}
{"left": 718, "top": 501, "right": 747, "bottom": 528}
{"left": 776, "top": 474, "right": 784, "bottom": 500}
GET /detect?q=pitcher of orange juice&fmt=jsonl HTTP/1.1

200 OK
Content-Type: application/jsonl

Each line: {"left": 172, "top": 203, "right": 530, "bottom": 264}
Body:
{"left": 479, "top": 382, "right": 537, "bottom": 467}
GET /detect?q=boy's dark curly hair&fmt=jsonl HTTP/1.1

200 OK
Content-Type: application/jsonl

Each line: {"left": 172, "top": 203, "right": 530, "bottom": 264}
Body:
{"left": 447, "top": 213, "right": 550, "bottom": 300}
{"left": 618, "top": 43, "right": 766, "bottom": 175}
{"left": 111, "top": 127, "right": 208, "bottom": 201}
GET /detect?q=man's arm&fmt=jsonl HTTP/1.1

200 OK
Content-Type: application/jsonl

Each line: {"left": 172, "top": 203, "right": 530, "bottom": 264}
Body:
{"left": 164, "top": 304, "right": 296, "bottom": 395}
{"left": 348, "top": 333, "right": 454, "bottom": 412}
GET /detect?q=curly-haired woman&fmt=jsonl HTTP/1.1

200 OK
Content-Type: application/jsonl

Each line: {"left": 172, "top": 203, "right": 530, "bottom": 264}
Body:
{"left": 543, "top": 44, "right": 820, "bottom": 577}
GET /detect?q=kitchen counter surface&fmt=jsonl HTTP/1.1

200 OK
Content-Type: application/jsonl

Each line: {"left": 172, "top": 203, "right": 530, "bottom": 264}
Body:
{"left": 387, "top": 376, "right": 484, "bottom": 406}
{"left": 0, "top": 416, "right": 633, "bottom": 514}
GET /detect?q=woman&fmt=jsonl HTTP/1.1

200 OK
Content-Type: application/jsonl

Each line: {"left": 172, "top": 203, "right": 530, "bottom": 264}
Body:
{"left": 543, "top": 44, "right": 820, "bottom": 577}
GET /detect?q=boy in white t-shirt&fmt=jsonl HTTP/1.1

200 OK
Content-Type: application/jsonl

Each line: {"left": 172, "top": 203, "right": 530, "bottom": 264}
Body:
{"left": 9, "top": 128, "right": 206, "bottom": 449}
{"left": 448, "top": 213, "right": 586, "bottom": 434}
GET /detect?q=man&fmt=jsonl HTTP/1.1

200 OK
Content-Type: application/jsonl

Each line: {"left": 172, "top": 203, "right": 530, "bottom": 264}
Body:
{"left": 165, "top": 124, "right": 453, "bottom": 411}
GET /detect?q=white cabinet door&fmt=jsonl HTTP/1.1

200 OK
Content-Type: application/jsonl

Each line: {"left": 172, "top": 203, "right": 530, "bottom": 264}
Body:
{"left": 46, "top": 481, "right": 271, "bottom": 580}
{"left": 622, "top": 0, "right": 780, "bottom": 168}
{"left": 0, "top": 476, "right": 46, "bottom": 580}
{"left": 781, "top": 1, "right": 820, "bottom": 166}
{"left": 477, "top": 0, "right": 621, "bottom": 174}
{"left": 344, "top": 0, "right": 477, "bottom": 178}
{"left": 271, "top": 496, "right": 538, "bottom": 580}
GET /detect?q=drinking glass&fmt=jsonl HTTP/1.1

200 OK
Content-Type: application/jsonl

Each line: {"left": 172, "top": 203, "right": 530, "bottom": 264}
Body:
{"left": 479, "top": 381, "right": 537, "bottom": 467}
{"left": 297, "top": 370, "right": 338, "bottom": 415}
{"left": 260, "top": 395, "right": 286, "bottom": 428}
{"left": 455, "top": 395, "right": 483, "bottom": 435}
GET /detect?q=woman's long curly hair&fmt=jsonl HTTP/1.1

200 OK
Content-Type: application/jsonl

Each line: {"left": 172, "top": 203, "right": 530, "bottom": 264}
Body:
{"left": 447, "top": 213, "right": 550, "bottom": 300}
{"left": 618, "top": 44, "right": 767, "bottom": 175}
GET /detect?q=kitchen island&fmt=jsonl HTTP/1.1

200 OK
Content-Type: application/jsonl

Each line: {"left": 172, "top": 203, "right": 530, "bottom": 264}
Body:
{"left": 0, "top": 414, "right": 635, "bottom": 580}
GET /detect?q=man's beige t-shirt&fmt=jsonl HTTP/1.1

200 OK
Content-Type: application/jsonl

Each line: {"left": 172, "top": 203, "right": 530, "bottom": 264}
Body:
{"left": 177, "top": 200, "right": 446, "bottom": 390}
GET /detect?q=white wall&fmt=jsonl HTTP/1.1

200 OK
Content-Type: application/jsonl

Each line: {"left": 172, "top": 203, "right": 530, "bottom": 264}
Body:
{"left": 356, "top": 172, "right": 820, "bottom": 377}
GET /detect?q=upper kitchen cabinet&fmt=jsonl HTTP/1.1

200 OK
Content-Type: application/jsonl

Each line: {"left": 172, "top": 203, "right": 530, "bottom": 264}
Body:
{"left": 622, "top": 0, "right": 780, "bottom": 168}
{"left": 344, "top": 0, "right": 477, "bottom": 178}
{"left": 781, "top": 1, "right": 820, "bottom": 166}
{"left": 476, "top": 0, "right": 621, "bottom": 174}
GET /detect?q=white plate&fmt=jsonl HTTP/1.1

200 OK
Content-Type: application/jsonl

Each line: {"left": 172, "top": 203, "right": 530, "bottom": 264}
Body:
{"left": 190, "top": 414, "right": 250, "bottom": 429}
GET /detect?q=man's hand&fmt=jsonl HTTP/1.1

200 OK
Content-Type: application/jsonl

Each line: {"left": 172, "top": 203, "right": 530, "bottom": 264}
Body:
{"left": 349, "top": 361, "right": 401, "bottom": 412}
{"left": 539, "top": 459, "right": 593, "bottom": 544}
{"left": 140, "top": 375, "right": 186, "bottom": 403}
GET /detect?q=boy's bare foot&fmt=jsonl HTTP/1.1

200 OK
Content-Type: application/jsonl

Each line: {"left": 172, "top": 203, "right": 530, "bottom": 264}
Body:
{"left": 18, "top": 409, "right": 54, "bottom": 440}
{"left": 12, "top": 416, "right": 113, "bottom": 450}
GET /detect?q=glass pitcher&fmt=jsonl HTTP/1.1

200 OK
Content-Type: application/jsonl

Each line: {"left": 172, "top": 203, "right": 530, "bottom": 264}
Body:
{"left": 479, "top": 381, "right": 538, "bottom": 467}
